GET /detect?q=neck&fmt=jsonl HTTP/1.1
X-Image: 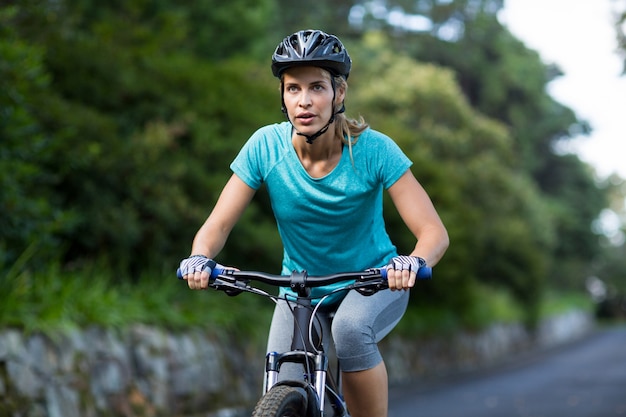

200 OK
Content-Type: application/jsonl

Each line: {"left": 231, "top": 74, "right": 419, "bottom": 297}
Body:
{"left": 292, "top": 127, "right": 341, "bottom": 160}
{"left": 293, "top": 134, "right": 343, "bottom": 178}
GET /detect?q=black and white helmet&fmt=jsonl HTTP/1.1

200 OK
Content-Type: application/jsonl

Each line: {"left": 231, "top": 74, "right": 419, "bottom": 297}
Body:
{"left": 271, "top": 29, "right": 352, "bottom": 79}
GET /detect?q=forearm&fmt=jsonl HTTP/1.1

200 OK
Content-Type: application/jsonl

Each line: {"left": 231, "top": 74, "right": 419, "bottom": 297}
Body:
{"left": 408, "top": 223, "right": 449, "bottom": 267}
{"left": 190, "top": 218, "right": 231, "bottom": 259}
{"left": 387, "top": 170, "right": 449, "bottom": 267}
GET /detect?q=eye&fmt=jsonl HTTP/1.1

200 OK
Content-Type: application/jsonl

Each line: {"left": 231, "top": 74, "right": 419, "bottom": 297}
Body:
{"left": 310, "top": 82, "right": 328, "bottom": 93}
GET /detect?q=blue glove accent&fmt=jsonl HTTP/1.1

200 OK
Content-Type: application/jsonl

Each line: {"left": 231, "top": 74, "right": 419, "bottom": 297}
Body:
{"left": 178, "top": 255, "right": 217, "bottom": 277}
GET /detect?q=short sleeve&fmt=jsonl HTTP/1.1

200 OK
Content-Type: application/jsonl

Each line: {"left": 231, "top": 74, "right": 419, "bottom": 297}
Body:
{"left": 358, "top": 129, "right": 412, "bottom": 189}
{"left": 230, "top": 130, "right": 265, "bottom": 190}
{"left": 230, "top": 123, "right": 291, "bottom": 190}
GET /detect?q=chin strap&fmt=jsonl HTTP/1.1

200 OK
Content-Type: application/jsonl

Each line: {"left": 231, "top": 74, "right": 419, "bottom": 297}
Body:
{"left": 295, "top": 104, "right": 344, "bottom": 144}
{"left": 296, "top": 126, "right": 330, "bottom": 144}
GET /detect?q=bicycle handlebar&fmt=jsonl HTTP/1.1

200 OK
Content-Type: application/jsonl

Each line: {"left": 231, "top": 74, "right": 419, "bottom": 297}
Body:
{"left": 210, "top": 265, "right": 430, "bottom": 283}
{"left": 177, "top": 264, "right": 432, "bottom": 287}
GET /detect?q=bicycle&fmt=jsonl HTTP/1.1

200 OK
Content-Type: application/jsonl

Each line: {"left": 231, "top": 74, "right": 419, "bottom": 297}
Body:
{"left": 178, "top": 264, "right": 432, "bottom": 417}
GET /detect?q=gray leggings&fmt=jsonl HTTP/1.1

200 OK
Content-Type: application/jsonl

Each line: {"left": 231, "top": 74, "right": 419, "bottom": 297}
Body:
{"left": 266, "top": 288, "right": 409, "bottom": 379}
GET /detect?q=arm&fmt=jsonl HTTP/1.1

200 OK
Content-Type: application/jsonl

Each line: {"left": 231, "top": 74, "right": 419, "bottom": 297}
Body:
{"left": 185, "top": 174, "right": 257, "bottom": 289}
{"left": 386, "top": 169, "right": 449, "bottom": 290}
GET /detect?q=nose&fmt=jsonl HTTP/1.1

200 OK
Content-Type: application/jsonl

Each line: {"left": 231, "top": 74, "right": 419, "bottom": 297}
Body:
{"left": 299, "top": 90, "right": 312, "bottom": 108}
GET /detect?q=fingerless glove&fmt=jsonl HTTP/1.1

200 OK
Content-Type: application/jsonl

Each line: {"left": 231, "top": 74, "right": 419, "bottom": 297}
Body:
{"left": 387, "top": 255, "right": 426, "bottom": 272}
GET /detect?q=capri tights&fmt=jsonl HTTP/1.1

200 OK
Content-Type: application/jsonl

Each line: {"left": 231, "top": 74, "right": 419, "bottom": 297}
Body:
{"left": 266, "top": 288, "right": 410, "bottom": 380}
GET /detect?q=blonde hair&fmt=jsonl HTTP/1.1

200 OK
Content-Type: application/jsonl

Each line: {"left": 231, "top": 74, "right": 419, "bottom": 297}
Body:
{"left": 332, "top": 75, "right": 369, "bottom": 163}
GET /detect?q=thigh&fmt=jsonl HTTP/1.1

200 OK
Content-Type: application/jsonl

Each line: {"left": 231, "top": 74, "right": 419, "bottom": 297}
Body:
{"left": 331, "top": 289, "right": 409, "bottom": 371}
{"left": 333, "top": 289, "right": 409, "bottom": 341}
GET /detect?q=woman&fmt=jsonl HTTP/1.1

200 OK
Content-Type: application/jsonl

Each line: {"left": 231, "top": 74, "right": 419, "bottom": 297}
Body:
{"left": 179, "top": 29, "right": 449, "bottom": 417}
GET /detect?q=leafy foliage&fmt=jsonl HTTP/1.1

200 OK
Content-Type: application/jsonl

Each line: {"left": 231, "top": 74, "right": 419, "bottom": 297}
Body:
{"left": 347, "top": 0, "right": 609, "bottom": 293}
{"left": 0, "top": 8, "right": 76, "bottom": 266}
{"left": 349, "top": 34, "right": 552, "bottom": 325}
{"left": 0, "top": 256, "right": 273, "bottom": 341}
{"left": 0, "top": 0, "right": 615, "bottom": 331}
{"left": 617, "top": 3, "right": 626, "bottom": 74}
{"left": 1, "top": 2, "right": 283, "bottom": 275}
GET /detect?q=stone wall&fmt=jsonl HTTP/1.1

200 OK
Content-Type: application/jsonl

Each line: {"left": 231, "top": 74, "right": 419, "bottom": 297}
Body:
{"left": 0, "top": 310, "right": 594, "bottom": 417}
{"left": 382, "top": 309, "right": 594, "bottom": 383}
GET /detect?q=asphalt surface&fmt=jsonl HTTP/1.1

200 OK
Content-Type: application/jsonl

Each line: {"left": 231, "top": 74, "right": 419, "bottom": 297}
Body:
{"left": 388, "top": 326, "right": 626, "bottom": 417}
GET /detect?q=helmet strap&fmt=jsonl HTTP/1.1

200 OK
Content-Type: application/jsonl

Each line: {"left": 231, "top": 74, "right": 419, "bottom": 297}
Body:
{"left": 296, "top": 119, "right": 332, "bottom": 144}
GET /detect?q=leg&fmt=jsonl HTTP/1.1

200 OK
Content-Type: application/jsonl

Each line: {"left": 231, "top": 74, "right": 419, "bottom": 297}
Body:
{"left": 342, "top": 361, "right": 388, "bottom": 417}
{"left": 331, "top": 289, "right": 409, "bottom": 417}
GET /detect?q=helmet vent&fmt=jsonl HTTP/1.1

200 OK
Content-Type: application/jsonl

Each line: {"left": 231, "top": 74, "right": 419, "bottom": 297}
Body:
{"left": 271, "top": 30, "right": 352, "bottom": 79}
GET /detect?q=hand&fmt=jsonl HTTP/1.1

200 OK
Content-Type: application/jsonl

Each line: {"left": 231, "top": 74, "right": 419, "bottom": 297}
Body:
{"left": 179, "top": 255, "right": 217, "bottom": 290}
{"left": 386, "top": 255, "right": 426, "bottom": 291}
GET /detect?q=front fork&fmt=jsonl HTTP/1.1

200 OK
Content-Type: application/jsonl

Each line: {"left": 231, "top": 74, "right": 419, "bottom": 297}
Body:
{"left": 263, "top": 351, "right": 329, "bottom": 414}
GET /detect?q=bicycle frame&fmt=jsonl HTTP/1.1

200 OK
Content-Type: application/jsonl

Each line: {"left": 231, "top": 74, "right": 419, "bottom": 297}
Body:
{"left": 263, "top": 289, "right": 345, "bottom": 416}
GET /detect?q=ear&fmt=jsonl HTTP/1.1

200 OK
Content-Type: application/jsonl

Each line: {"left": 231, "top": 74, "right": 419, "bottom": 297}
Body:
{"left": 335, "top": 83, "right": 346, "bottom": 107}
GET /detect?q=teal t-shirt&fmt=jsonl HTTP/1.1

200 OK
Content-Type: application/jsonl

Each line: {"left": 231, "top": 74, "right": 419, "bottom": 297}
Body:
{"left": 230, "top": 122, "right": 412, "bottom": 305}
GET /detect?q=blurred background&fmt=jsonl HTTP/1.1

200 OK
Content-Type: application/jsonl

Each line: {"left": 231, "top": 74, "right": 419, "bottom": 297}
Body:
{"left": 1, "top": 0, "right": 626, "bottom": 338}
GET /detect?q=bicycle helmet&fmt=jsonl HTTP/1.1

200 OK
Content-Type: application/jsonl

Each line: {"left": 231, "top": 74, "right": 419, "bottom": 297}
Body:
{"left": 271, "top": 30, "right": 352, "bottom": 79}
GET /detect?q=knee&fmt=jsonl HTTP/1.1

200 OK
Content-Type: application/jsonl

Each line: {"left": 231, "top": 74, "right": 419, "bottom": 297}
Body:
{"left": 331, "top": 317, "right": 373, "bottom": 348}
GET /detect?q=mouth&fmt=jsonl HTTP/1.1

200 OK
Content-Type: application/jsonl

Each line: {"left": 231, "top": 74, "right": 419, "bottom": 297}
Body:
{"left": 296, "top": 113, "right": 316, "bottom": 125}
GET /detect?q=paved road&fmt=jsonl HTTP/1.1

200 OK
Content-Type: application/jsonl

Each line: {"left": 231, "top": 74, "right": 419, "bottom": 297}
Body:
{"left": 389, "top": 326, "right": 626, "bottom": 417}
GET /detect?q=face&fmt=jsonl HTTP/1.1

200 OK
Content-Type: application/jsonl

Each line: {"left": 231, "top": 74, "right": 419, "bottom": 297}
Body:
{"left": 282, "top": 66, "right": 345, "bottom": 137}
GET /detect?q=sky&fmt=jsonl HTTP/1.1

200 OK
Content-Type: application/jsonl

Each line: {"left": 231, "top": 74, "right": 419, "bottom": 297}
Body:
{"left": 499, "top": 0, "right": 626, "bottom": 180}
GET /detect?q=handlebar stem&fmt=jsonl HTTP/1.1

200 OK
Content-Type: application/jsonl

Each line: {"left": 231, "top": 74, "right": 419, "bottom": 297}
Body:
{"left": 289, "top": 270, "right": 311, "bottom": 297}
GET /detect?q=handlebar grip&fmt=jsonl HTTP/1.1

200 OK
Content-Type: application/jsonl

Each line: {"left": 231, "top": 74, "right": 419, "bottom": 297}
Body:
{"left": 379, "top": 266, "right": 432, "bottom": 280}
{"left": 176, "top": 266, "right": 226, "bottom": 280}
{"left": 418, "top": 266, "right": 432, "bottom": 280}
{"left": 211, "top": 267, "right": 226, "bottom": 278}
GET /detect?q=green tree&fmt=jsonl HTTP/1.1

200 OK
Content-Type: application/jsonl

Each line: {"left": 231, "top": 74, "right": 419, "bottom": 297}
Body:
{"left": 617, "top": 2, "right": 626, "bottom": 74}
{"left": 345, "top": 0, "right": 607, "bottom": 290}
{"left": 0, "top": 2, "right": 283, "bottom": 274}
{"left": 348, "top": 33, "right": 554, "bottom": 325}
{"left": 271, "top": 0, "right": 358, "bottom": 38}
{"left": 0, "top": 7, "right": 76, "bottom": 266}
{"left": 592, "top": 175, "right": 626, "bottom": 299}
{"left": 1, "top": 0, "right": 612, "bottom": 329}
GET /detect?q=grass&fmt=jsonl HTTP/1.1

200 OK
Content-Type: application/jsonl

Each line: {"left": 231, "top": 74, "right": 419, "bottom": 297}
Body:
{"left": 0, "top": 261, "right": 595, "bottom": 342}
{"left": 394, "top": 284, "right": 595, "bottom": 338}
{"left": 0, "top": 261, "right": 274, "bottom": 344}
{"left": 540, "top": 290, "right": 595, "bottom": 317}
{"left": 394, "top": 284, "right": 526, "bottom": 337}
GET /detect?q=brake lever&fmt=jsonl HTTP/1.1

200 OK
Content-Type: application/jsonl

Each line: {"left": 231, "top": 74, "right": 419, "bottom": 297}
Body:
{"left": 352, "top": 279, "right": 388, "bottom": 296}
{"left": 210, "top": 277, "right": 246, "bottom": 296}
